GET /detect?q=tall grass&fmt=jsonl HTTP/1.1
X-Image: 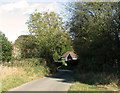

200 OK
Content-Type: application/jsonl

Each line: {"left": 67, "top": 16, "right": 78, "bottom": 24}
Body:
{"left": 68, "top": 62, "right": 119, "bottom": 92}
{"left": 2, "top": 58, "right": 51, "bottom": 91}
{"left": 74, "top": 72, "right": 119, "bottom": 86}
{"left": 71, "top": 71, "right": 119, "bottom": 91}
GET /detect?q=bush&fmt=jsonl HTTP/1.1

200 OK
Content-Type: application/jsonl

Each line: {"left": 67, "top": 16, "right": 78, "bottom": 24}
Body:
{"left": 3, "top": 58, "right": 45, "bottom": 67}
{"left": 0, "top": 31, "right": 12, "bottom": 62}
{"left": 74, "top": 71, "right": 119, "bottom": 86}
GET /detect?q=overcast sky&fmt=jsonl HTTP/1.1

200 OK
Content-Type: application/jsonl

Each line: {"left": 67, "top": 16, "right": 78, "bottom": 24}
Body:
{"left": 0, "top": 0, "right": 69, "bottom": 43}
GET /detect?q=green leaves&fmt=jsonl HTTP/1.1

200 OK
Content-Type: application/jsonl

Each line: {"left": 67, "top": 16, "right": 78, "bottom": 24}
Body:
{"left": 14, "top": 35, "right": 40, "bottom": 59}
{"left": 67, "top": 2, "right": 120, "bottom": 72}
{"left": 0, "top": 31, "right": 12, "bottom": 62}
{"left": 26, "top": 12, "right": 73, "bottom": 63}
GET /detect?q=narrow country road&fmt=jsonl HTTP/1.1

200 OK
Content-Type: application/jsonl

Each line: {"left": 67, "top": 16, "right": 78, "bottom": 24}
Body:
{"left": 7, "top": 70, "right": 74, "bottom": 92}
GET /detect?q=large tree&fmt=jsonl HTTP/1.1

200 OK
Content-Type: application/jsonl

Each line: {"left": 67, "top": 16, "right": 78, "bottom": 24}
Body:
{"left": 0, "top": 31, "right": 12, "bottom": 62}
{"left": 67, "top": 2, "right": 120, "bottom": 73}
{"left": 26, "top": 12, "right": 73, "bottom": 65}
{"left": 14, "top": 35, "right": 39, "bottom": 59}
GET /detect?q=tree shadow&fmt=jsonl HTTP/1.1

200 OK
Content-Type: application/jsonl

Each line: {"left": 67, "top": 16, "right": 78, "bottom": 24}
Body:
{"left": 46, "top": 70, "right": 74, "bottom": 83}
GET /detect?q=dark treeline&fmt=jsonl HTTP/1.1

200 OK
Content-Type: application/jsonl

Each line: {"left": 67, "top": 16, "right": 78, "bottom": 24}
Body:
{"left": 0, "top": 31, "right": 12, "bottom": 62}
{"left": 67, "top": 2, "right": 120, "bottom": 75}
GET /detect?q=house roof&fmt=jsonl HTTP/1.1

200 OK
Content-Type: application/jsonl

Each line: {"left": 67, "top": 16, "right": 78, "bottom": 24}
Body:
{"left": 61, "top": 51, "right": 78, "bottom": 58}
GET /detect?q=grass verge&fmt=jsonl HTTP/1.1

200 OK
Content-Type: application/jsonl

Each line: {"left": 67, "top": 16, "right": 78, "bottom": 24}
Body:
{"left": 69, "top": 82, "right": 118, "bottom": 92}
{"left": 69, "top": 72, "right": 119, "bottom": 92}
{"left": 1, "top": 58, "right": 51, "bottom": 91}
{"left": 69, "top": 82, "right": 110, "bottom": 91}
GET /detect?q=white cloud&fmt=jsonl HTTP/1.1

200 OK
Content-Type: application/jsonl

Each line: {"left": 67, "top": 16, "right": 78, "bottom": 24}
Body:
{"left": 0, "top": 0, "right": 61, "bottom": 42}
{"left": 41, "top": 2, "right": 60, "bottom": 12}
{"left": 0, "top": 1, "right": 29, "bottom": 13}
{"left": 22, "top": 2, "right": 61, "bottom": 15}
{"left": 0, "top": 0, "right": 61, "bottom": 15}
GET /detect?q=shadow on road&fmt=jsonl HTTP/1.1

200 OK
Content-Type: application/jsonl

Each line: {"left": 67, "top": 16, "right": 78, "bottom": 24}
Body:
{"left": 46, "top": 69, "right": 74, "bottom": 83}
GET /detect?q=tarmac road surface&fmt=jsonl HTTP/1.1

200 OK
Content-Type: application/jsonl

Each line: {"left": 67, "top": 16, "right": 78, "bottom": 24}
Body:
{"left": 6, "top": 70, "right": 74, "bottom": 92}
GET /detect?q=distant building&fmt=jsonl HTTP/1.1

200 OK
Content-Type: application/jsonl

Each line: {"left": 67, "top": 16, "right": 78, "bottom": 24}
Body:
{"left": 61, "top": 51, "right": 78, "bottom": 61}
{"left": 12, "top": 43, "right": 21, "bottom": 59}
{"left": 12, "top": 35, "right": 38, "bottom": 59}
{"left": 12, "top": 35, "right": 29, "bottom": 59}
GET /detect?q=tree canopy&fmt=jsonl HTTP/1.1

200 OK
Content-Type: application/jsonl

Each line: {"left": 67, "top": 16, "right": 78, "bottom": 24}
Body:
{"left": 14, "top": 35, "right": 39, "bottom": 59}
{"left": 26, "top": 12, "right": 73, "bottom": 64}
{"left": 0, "top": 31, "right": 12, "bottom": 62}
{"left": 67, "top": 2, "right": 120, "bottom": 73}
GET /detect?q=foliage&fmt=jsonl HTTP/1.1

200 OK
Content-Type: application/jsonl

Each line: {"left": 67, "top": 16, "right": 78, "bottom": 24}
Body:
{"left": 13, "top": 35, "right": 40, "bottom": 59}
{"left": 74, "top": 70, "right": 118, "bottom": 85}
{"left": 69, "top": 68, "right": 119, "bottom": 92}
{"left": 0, "top": 31, "right": 12, "bottom": 62}
{"left": 3, "top": 58, "right": 45, "bottom": 67}
{"left": 69, "top": 81, "right": 118, "bottom": 92}
{"left": 26, "top": 12, "right": 73, "bottom": 64}
{"left": 2, "top": 58, "right": 50, "bottom": 91}
{"left": 67, "top": 2, "right": 120, "bottom": 73}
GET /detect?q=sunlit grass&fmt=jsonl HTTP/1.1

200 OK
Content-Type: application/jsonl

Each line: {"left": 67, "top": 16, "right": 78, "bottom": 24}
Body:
{"left": 69, "top": 82, "right": 118, "bottom": 92}
{"left": 69, "top": 72, "right": 119, "bottom": 92}
{"left": 1, "top": 58, "right": 50, "bottom": 91}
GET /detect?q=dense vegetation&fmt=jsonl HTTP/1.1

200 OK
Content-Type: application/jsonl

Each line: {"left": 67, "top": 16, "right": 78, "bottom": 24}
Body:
{"left": 66, "top": 2, "right": 120, "bottom": 87}
{"left": 1, "top": 2, "right": 120, "bottom": 91}
{"left": 10, "top": 12, "right": 73, "bottom": 72}
{"left": 2, "top": 58, "right": 50, "bottom": 91}
{"left": 0, "top": 31, "right": 12, "bottom": 62}
{"left": 13, "top": 35, "right": 40, "bottom": 59}
{"left": 1, "top": 11, "right": 73, "bottom": 91}
{"left": 26, "top": 12, "right": 73, "bottom": 67}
